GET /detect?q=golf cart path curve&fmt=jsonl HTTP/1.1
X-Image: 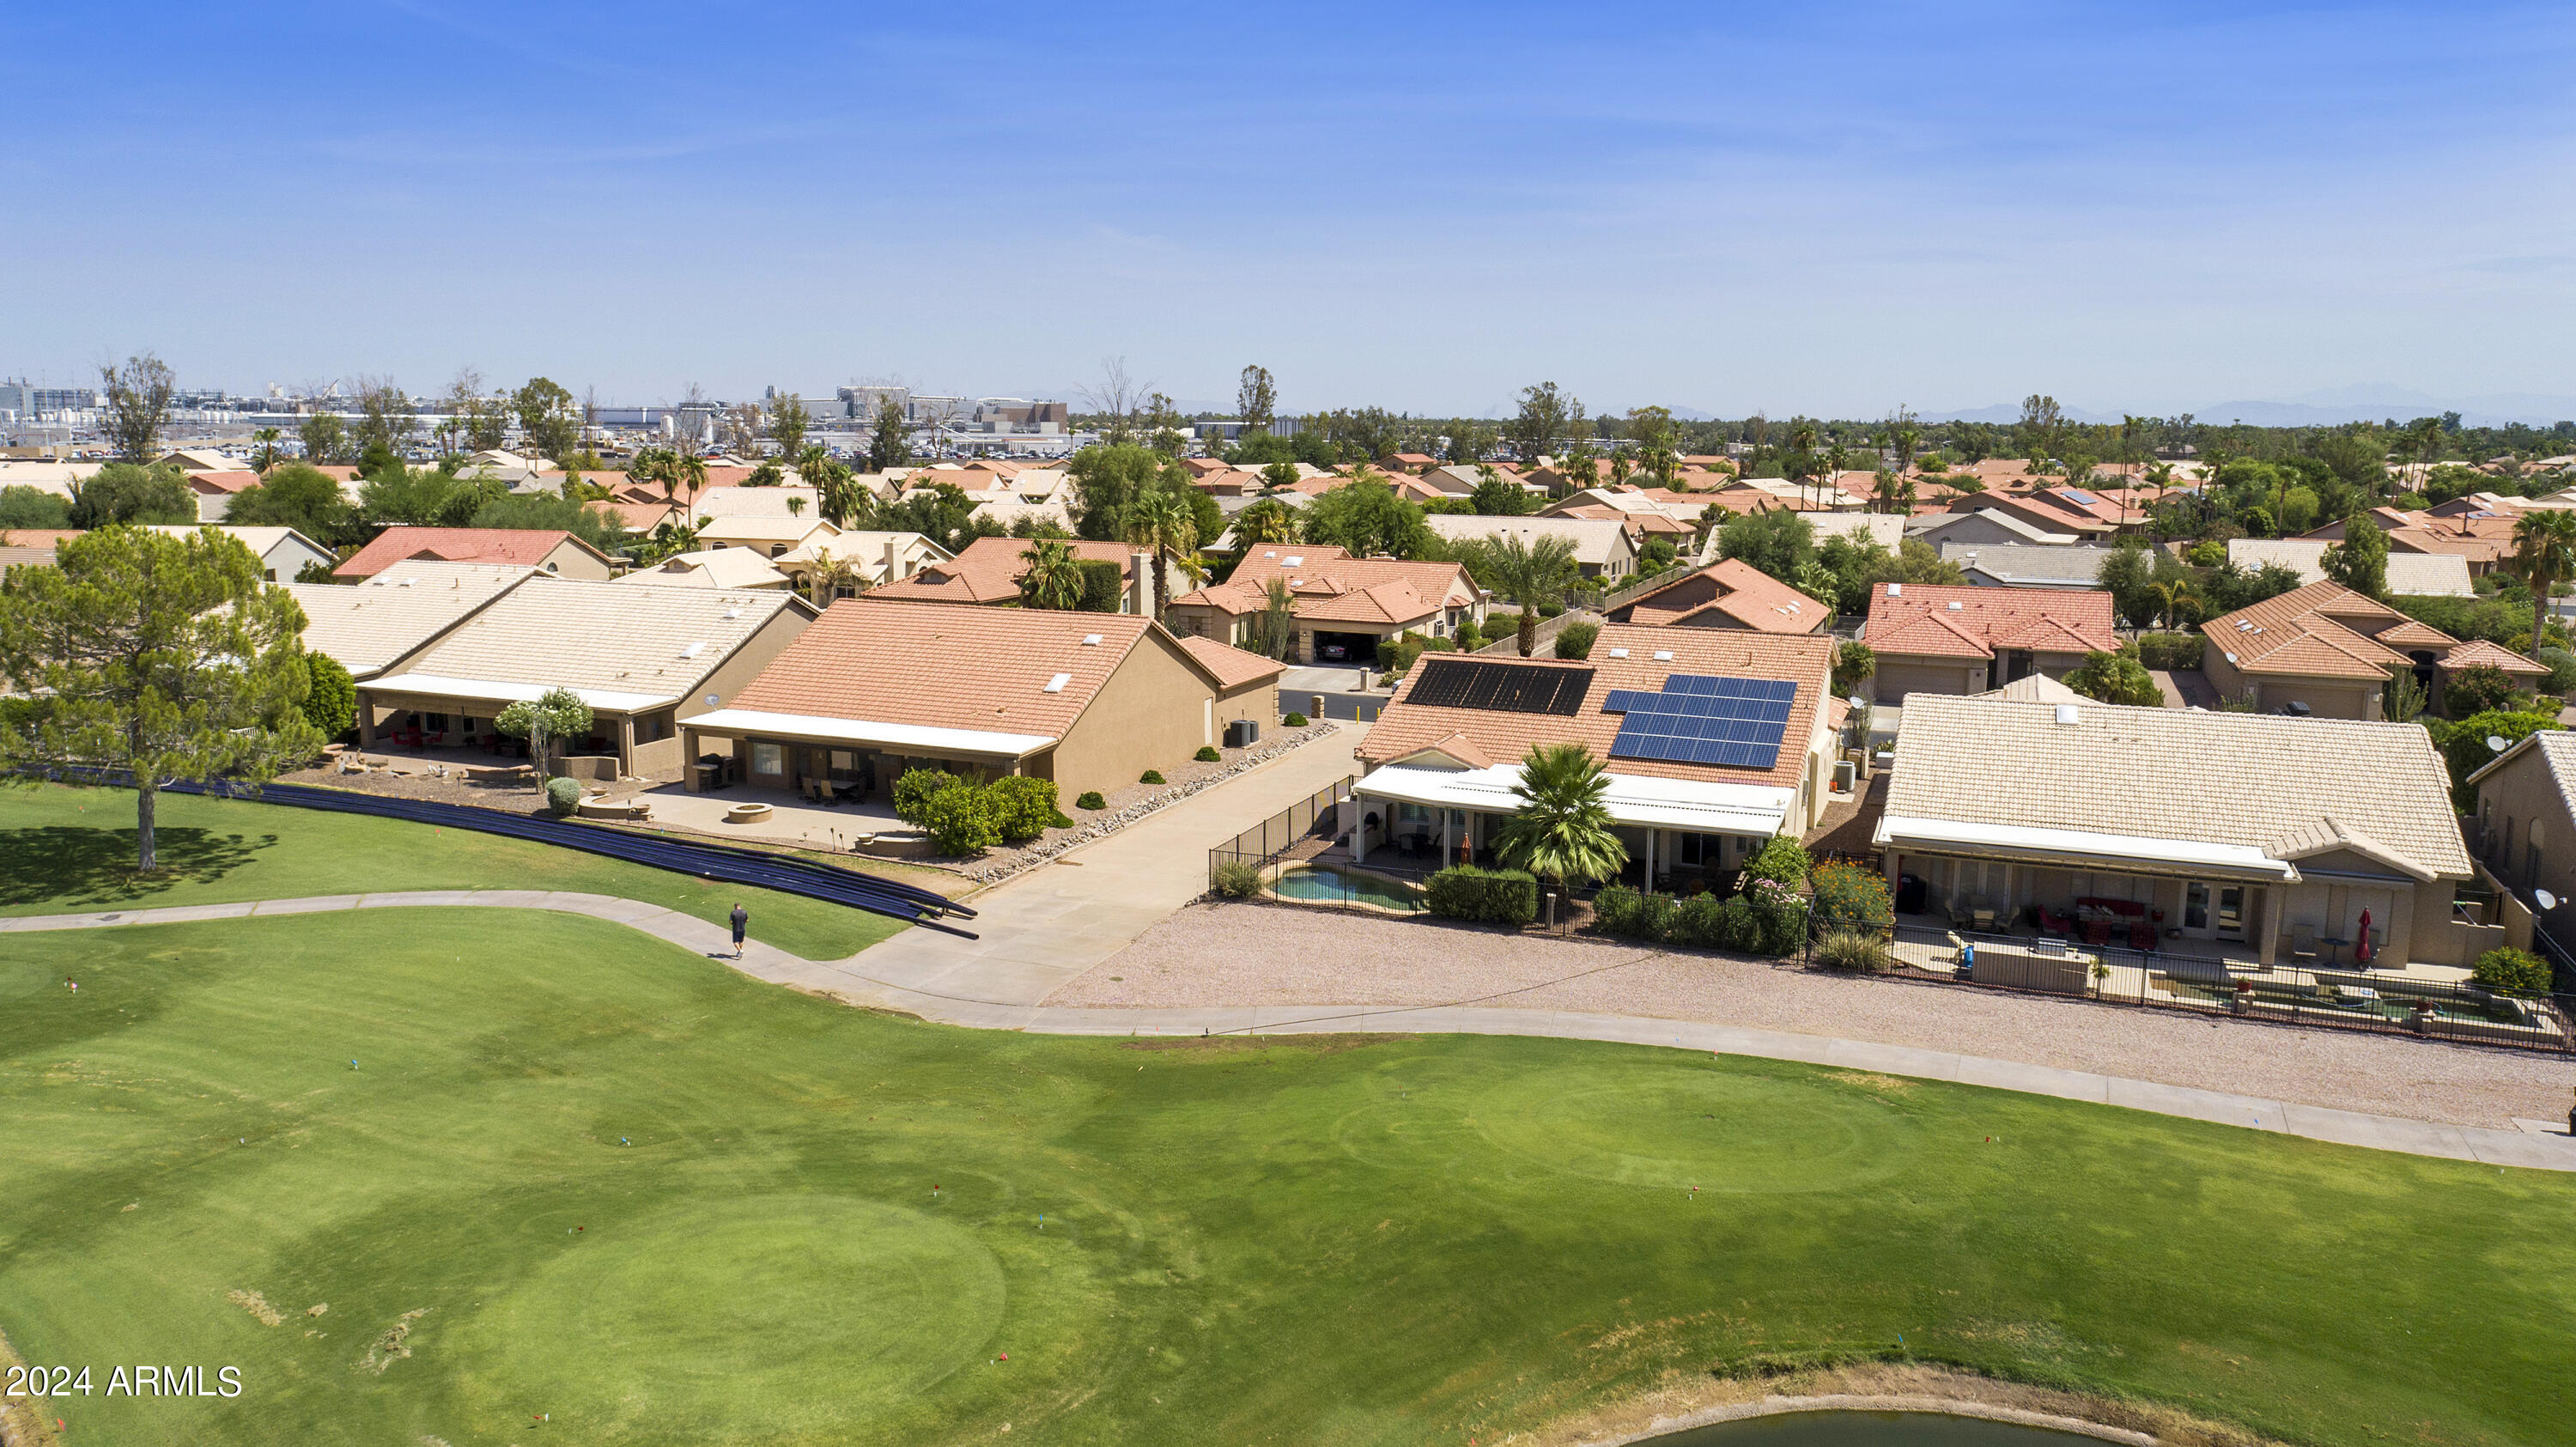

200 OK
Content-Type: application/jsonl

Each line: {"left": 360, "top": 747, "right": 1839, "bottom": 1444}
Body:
{"left": 10, "top": 888, "right": 2573, "bottom": 1174}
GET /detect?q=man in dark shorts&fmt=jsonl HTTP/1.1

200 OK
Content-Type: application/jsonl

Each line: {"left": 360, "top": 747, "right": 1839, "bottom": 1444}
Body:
{"left": 729, "top": 903, "right": 749, "bottom": 958}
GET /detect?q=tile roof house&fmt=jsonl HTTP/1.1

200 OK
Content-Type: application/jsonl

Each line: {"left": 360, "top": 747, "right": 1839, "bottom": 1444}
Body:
{"left": 2465, "top": 731, "right": 2576, "bottom": 962}
{"left": 772, "top": 530, "right": 953, "bottom": 597}
{"left": 357, "top": 575, "right": 819, "bottom": 781}
{"left": 2200, "top": 579, "right": 2543, "bottom": 720}
{"left": 1905, "top": 508, "right": 2082, "bottom": 549}
{"left": 1350, "top": 624, "right": 1839, "bottom": 882}
{"left": 288, "top": 561, "right": 535, "bottom": 679}
{"left": 1419, "top": 514, "right": 1641, "bottom": 580}
{"left": 679, "top": 600, "right": 1285, "bottom": 804}
{"left": 1876, "top": 693, "right": 2484, "bottom": 970}
{"left": 1947, "top": 490, "right": 2116, "bottom": 539}
{"left": 868, "top": 535, "right": 1168, "bottom": 611}
{"left": 185, "top": 469, "right": 264, "bottom": 522}
{"left": 1166, "top": 544, "right": 1484, "bottom": 666}
{"left": 1940, "top": 543, "right": 2121, "bottom": 590}
{"left": 617, "top": 548, "right": 793, "bottom": 592}
{"left": 139, "top": 524, "right": 336, "bottom": 582}
{"left": 2227, "top": 538, "right": 2476, "bottom": 599}
{"left": 335, "top": 526, "right": 615, "bottom": 581}
{"left": 694, "top": 515, "right": 850, "bottom": 560}
{"left": 1858, "top": 582, "right": 2120, "bottom": 702}
{"left": 1604, "top": 559, "right": 1832, "bottom": 634}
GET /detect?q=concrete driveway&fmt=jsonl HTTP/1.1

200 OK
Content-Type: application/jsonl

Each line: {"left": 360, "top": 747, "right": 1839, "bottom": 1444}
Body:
{"left": 830, "top": 725, "right": 1361, "bottom": 1006}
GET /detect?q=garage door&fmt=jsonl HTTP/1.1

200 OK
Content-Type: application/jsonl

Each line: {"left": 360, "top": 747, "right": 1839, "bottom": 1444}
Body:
{"left": 1311, "top": 630, "right": 1381, "bottom": 664}
{"left": 1874, "top": 661, "right": 1974, "bottom": 702}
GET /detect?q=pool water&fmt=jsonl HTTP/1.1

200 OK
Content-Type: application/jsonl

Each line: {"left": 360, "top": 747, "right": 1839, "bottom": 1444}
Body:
{"left": 1273, "top": 865, "right": 1425, "bottom": 911}
{"left": 1643, "top": 1409, "right": 2116, "bottom": 1447}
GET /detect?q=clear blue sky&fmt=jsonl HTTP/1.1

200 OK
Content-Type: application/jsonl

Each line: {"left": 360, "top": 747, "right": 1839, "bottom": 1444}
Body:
{"left": 5, "top": 2, "right": 2572, "bottom": 418}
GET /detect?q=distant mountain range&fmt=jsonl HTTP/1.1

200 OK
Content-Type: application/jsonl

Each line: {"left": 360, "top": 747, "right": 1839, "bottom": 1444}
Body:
{"left": 1922, "top": 386, "right": 2576, "bottom": 429}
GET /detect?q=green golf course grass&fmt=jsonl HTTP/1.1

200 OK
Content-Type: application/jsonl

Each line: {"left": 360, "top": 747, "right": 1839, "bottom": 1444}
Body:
{"left": 5, "top": 907, "right": 2573, "bottom": 1446}
{"left": 0, "top": 782, "right": 926, "bottom": 960}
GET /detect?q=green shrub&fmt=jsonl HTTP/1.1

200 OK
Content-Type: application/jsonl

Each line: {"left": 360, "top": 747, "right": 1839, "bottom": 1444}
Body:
{"left": 1283, "top": 712, "right": 1309, "bottom": 727}
{"left": 917, "top": 783, "right": 1002, "bottom": 856}
{"left": 1195, "top": 745, "right": 1222, "bottom": 762}
{"left": 1631, "top": 891, "right": 1678, "bottom": 941}
{"left": 1074, "top": 790, "right": 1107, "bottom": 811}
{"left": 1537, "top": 598, "right": 1565, "bottom": 618}
{"left": 1814, "top": 929, "right": 1890, "bottom": 972}
{"left": 1212, "top": 861, "right": 1264, "bottom": 899}
{"left": 1808, "top": 860, "right": 1893, "bottom": 930}
{"left": 302, "top": 653, "right": 356, "bottom": 739}
{"left": 2537, "top": 647, "right": 2576, "bottom": 696}
{"left": 2445, "top": 663, "right": 2522, "bottom": 719}
{"left": 1074, "top": 558, "right": 1126, "bottom": 612}
{"left": 1589, "top": 884, "right": 1642, "bottom": 936}
{"left": 2471, "top": 945, "right": 2553, "bottom": 994}
{"left": 987, "top": 775, "right": 1064, "bottom": 844}
{"left": 1455, "top": 618, "right": 1485, "bottom": 652}
{"left": 1139, "top": 769, "right": 1166, "bottom": 786}
{"left": 893, "top": 767, "right": 961, "bottom": 824}
{"left": 2135, "top": 632, "right": 2205, "bottom": 671}
{"left": 2429, "top": 710, "right": 2559, "bottom": 807}
{"left": 1554, "top": 619, "right": 1599, "bottom": 660}
{"left": 1425, "top": 865, "right": 1538, "bottom": 927}
{"left": 1671, "top": 893, "right": 1730, "bottom": 948}
{"left": 1741, "top": 835, "right": 1811, "bottom": 891}
{"left": 543, "top": 776, "right": 583, "bottom": 817}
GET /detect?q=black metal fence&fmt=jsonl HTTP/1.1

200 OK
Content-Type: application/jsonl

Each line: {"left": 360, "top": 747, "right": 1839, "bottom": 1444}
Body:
{"left": 1203, "top": 776, "right": 1435, "bottom": 912}
{"left": 1816, "top": 920, "right": 2576, "bottom": 1054}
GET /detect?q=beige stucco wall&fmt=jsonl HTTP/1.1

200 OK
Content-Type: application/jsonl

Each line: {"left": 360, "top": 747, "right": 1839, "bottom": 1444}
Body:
{"left": 2202, "top": 647, "right": 2379, "bottom": 719}
{"left": 540, "top": 539, "right": 614, "bottom": 580}
{"left": 1049, "top": 633, "right": 1220, "bottom": 798}
{"left": 1214, "top": 679, "right": 1277, "bottom": 740}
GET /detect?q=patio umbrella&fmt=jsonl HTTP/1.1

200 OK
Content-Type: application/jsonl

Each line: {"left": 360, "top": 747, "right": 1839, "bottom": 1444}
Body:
{"left": 2354, "top": 909, "right": 2373, "bottom": 965}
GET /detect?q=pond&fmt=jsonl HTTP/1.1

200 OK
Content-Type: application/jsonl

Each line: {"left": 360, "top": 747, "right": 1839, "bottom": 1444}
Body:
{"left": 1641, "top": 1410, "right": 2118, "bottom": 1447}
{"left": 1272, "top": 864, "right": 1426, "bottom": 912}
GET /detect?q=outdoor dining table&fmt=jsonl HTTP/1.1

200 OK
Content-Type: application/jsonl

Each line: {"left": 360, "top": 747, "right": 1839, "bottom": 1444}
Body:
{"left": 2319, "top": 936, "right": 2349, "bottom": 965}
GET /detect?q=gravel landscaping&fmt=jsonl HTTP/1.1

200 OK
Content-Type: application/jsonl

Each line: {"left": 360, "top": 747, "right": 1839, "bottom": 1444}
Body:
{"left": 1050, "top": 901, "right": 2574, "bottom": 1129}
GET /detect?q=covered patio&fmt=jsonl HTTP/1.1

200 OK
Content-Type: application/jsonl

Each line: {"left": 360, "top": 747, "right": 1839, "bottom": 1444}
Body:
{"left": 678, "top": 707, "right": 1055, "bottom": 807}
{"left": 1349, "top": 761, "right": 1796, "bottom": 891}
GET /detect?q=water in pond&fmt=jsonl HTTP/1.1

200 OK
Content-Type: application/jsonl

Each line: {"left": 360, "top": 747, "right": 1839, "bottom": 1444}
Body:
{"left": 1272, "top": 865, "right": 1425, "bottom": 911}
{"left": 1642, "top": 1410, "right": 2113, "bottom": 1447}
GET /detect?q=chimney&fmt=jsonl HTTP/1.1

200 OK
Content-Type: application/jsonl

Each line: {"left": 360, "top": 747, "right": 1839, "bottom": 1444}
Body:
{"left": 883, "top": 534, "right": 901, "bottom": 585}
{"left": 1129, "top": 550, "right": 1153, "bottom": 615}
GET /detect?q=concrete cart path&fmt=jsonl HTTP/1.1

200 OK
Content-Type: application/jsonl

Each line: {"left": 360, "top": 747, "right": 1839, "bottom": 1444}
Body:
{"left": 10, "top": 888, "right": 2573, "bottom": 1174}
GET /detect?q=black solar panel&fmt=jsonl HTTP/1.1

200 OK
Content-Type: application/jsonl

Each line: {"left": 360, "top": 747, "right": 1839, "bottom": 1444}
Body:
{"left": 1606, "top": 673, "right": 1797, "bottom": 770}
{"left": 1408, "top": 658, "right": 1594, "bottom": 715}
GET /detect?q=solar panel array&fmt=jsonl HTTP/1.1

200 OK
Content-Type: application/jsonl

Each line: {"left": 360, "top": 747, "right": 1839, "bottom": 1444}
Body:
{"left": 1406, "top": 658, "right": 1594, "bottom": 715}
{"left": 1606, "top": 673, "right": 1796, "bottom": 769}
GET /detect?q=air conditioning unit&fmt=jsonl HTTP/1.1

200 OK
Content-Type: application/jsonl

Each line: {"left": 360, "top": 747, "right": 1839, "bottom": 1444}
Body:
{"left": 1224, "top": 718, "right": 1261, "bottom": 748}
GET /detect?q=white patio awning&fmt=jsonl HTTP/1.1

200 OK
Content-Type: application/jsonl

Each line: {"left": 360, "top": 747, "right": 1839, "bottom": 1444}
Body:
{"left": 363, "top": 673, "right": 679, "bottom": 714}
{"left": 1355, "top": 763, "right": 1794, "bottom": 836}
{"left": 680, "top": 707, "right": 1056, "bottom": 760}
{"left": 1872, "top": 813, "right": 2296, "bottom": 880}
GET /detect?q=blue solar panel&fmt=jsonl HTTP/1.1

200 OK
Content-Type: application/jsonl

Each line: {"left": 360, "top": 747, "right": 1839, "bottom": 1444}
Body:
{"left": 1607, "top": 669, "right": 1795, "bottom": 770}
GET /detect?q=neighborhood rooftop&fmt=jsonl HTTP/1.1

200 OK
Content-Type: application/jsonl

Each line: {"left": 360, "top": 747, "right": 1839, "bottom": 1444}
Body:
{"left": 368, "top": 575, "right": 811, "bottom": 712}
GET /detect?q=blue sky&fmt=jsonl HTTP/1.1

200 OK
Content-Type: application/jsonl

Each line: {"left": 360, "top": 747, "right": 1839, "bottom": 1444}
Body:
{"left": 5, "top": 2, "right": 2573, "bottom": 418}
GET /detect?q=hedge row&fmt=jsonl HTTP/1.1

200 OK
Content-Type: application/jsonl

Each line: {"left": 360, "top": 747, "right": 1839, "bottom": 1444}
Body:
{"left": 1591, "top": 884, "right": 1807, "bottom": 957}
{"left": 1425, "top": 866, "right": 1538, "bottom": 927}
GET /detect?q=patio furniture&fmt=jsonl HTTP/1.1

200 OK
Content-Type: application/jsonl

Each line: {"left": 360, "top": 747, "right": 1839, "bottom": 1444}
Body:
{"left": 2319, "top": 935, "right": 2348, "bottom": 966}
{"left": 1969, "top": 896, "right": 1997, "bottom": 930}
{"left": 2289, "top": 926, "right": 2319, "bottom": 962}
{"left": 2127, "top": 921, "right": 2156, "bottom": 951}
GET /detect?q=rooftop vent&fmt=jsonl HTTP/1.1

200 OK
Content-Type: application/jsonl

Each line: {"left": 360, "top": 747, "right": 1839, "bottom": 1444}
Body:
{"left": 722, "top": 607, "right": 741, "bottom": 619}
{"left": 1283, "top": 555, "right": 1303, "bottom": 566}
{"left": 1652, "top": 649, "right": 1674, "bottom": 661}
{"left": 1080, "top": 633, "right": 1103, "bottom": 646}
{"left": 1886, "top": 582, "right": 1903, "bottom": 597}
{"left": 680, "top": 641, "right": 705, "bottom": 659}
{"left": 1042, "top": 672, "right": 1072, "bottom": 693}
{"left": 1607, "top": 647, "right": 1629, "bottom": 658}
{"left": 1947, "top": 600, "right": 1963, "bottom": 611}
{"left": 2054, "top": 703, "right": 2082, "bottom": 726}
{"left": 395, "top": 577, "right": 414, "bottom": 587}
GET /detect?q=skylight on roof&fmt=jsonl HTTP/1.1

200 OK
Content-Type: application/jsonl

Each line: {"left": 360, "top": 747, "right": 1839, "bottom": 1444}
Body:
{"left": 1081, "top": 633, "right": 1103, "bottom": 646}
{"left": 1283, "top": 555, "right": 1303, "bottom": 565}
{"left": 1886, "top": 582, "right": 1903, "bottom": 596}
{"left": 1607, "top": 648, "right": 1629, "bottom": 658}
{"left": 1653, "top": 649, "right": 1674, "bottom": 660}
{"left": 1043, "top": 672, "right": 1072, "bottom": 693}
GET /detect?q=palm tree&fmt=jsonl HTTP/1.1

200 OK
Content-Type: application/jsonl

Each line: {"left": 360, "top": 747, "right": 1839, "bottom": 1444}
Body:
{"left": 1123, "top": 492, "right": 1199, "bottom": 619}
{"left": 1495, "top": 742, "right": 1629, "bottom": 916}
{"left": 1235, "top": 498, "right": 1299, "bottom": 546}
{"left": 1018, "top": 538, "right": 1085, "bottom": 611}
{"left": 2411, "top": 416, "right": 2445, "bottom": 490}
{"left": 1468, "top": 533, "right": 1580, "bottom": 656}
{"left": 803, "top": 549, "right": 860, "bottom": 606}
{"left": 1823, "top": 441, "right": 1849, "bottom": 510}
{"left": 2509, "top": 509, "right": 2576, "bottom": 660}
{"left": 671, "top": 449, "right": 708, "bottom": 505}
{"left": 2148, "top": 576, "right": 2199, "bottom": 631}
{"left": 251, "top": 427, "right": 283, "bottom": 472}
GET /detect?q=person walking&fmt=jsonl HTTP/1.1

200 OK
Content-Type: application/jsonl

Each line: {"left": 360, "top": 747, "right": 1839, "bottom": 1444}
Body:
{"left": 729, "top": 903, "right": 749, "bottom": 958}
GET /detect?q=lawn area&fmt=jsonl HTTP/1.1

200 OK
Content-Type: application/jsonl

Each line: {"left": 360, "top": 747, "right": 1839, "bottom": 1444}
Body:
{"left": 3, "top": 909, "right": 2572, "bottom": 1446}
{"left": 0, "top": 782, "right": 919, "bottom": 961}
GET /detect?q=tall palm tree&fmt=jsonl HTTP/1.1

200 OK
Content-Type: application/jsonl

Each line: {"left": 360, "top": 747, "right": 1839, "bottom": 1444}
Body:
{"left": 1235, "top": 498, "right": 1298, "bottom": 546}
{"left": 1823, "top": 441, "right": 1849, "bottom": 510}
{"left": 1122, "top": 491, "right": 1198, "bottom": 619}
{"left": 1018, "top": 538, "right": 1085, "bottom": 611}
{"left": 251, "top": 427, "right": 283, "bottom": 472}
{"left": 671, "top": 449, "right": 708, "bottom": 505}
{"left": 803, "top": 549, "right": 860, "bottom": 606}
{"left": 2510, "top": 509, "right": 2576, "bottom": 660}
{"left": 2148, "top": 576, "right": 2199, "bottom": 630}
{"left": 2411, "top": 416, "right": 2445, "bottom": 490}
{"left": 1468, "top": 533, "right": 1580, "bottom": 656}
{"left": 1495, "top": 742, "right": 1628, "bottom": 912}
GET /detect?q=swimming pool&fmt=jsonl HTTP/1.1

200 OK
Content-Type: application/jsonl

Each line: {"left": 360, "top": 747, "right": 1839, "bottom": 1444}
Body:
{"left": 1273, "top": 864, "right": 1426, "bottom": 912}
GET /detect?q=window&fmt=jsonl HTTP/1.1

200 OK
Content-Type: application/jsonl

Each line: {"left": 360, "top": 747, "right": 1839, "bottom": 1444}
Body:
{"left": 1398, "top": 802, "right": 1433, "bottom": 824}
{"left": 633, "top": 711, "right": 675, "bottom": 745}
{"left": 425, "top": 713, "right": 449, "bottom": 732}
{"left": 1675, "top": 832, "right": 1719, "bottom": 866}
{"left": 750, "top": 742, "right": 786, "bottom": 775}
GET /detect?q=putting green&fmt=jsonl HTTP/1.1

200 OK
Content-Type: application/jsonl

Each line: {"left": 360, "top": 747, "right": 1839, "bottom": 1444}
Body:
{"left": 453, "top": 1196, "right": 1005, "bottom": 1433}
{"left": 1474, "top": 1067, "right": 1918, "bottom": 1192}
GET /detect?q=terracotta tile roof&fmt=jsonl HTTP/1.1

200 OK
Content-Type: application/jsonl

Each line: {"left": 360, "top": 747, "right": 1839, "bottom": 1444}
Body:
{"left": 870, "top": 535, "right": 1140, "bottom": 605}
{"left": 1178, "top": 544, "right": 1478, "bottom": 623}
{"left": 728, "top": 600, "right": 1191, "bottom": 739}
{"left": 591, "top": 499, "right": 680, "bottom": 532}
{"left": 2199, "top": 580, "right": 2449, "bottom": 682}
{"left": 1619, "top": 559, "right": 1831, "bottom": 634}
{"left": 1355, "top": 624, "right": 1832, "bottom": 789}
{"left": 1177, "top": 635, "right": 1289, "bottom": 690}
{"left": 1882, "top": 694, "right": 2472, "bottom": 881}
{"left": 2440, "top": 639, "right": 2550, "bottom": 676}
{"left": 184, "top": 470, "right": 262, "bottom": 494}
{"left": 334, "top": 526, "right": 611, "bottom": 579}
{"left": 0, "top": 528, "right": 82, "bottom": 549}
{"left": 1862, "top": 582, "right": 2118, "bottom": 660}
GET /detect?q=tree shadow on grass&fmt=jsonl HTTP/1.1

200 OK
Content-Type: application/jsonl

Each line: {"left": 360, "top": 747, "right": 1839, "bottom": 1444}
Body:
{"left": 0, "top": 826, "right": 277, "bottom": 909}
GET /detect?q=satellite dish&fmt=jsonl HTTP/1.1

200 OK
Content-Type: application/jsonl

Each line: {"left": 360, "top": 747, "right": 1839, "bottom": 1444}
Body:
{"left": 706, "top": 694, "right": 721, "bottom": 708}
{"left": 2537, "top": 891, "right": 2560, "bottom": 911}
{"left": 1847, "top": 695, "right": 1867, "bottom": 710}
{"left": 2487, "top": 735, "right": 2509, "bottom": 752}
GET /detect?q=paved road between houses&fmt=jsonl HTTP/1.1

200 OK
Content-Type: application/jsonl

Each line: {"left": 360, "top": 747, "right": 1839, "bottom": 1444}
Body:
{"left": 12, "top": 886, "right": 2573, "bottom": 1173}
